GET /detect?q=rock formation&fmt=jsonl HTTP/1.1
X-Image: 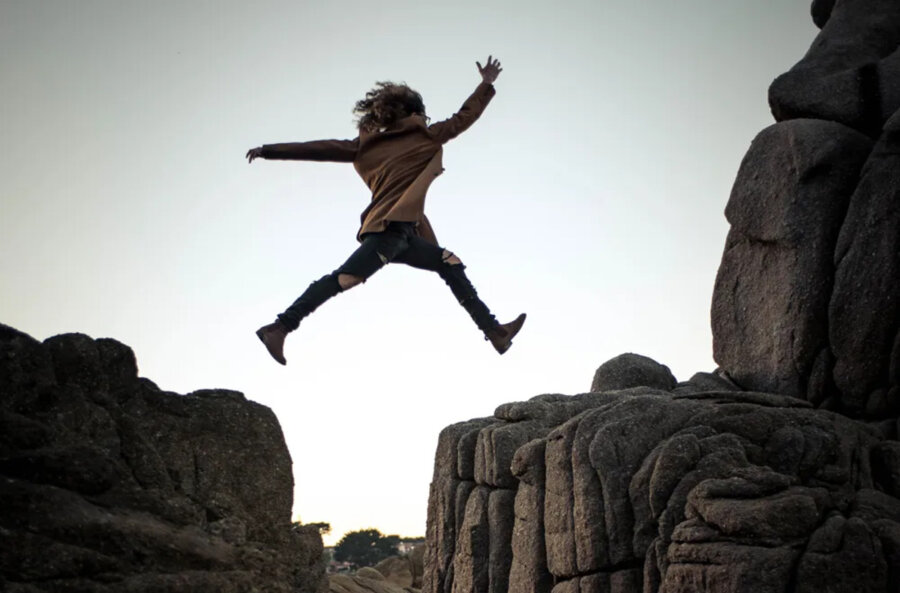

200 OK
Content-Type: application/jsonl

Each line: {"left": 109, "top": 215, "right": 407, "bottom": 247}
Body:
{"left": 327, "top": 546, "right": 424, "bottom": 592}
{"left": 423, "top": 376, "right": 900, "bottom": 593}
{"left": 717, "top": 0, "right": 900, "bottom": 416}
{"left": 328, "top": 566, "right": 419, "bottom": 593}
{"left": 423, "top": 2, "right": 900, "bottom": 592}
{"left": 373, "top": 546, "right": 425, "bottom": 589}
{"left": 0, "top": 324, "right": 325, "bottom": 592}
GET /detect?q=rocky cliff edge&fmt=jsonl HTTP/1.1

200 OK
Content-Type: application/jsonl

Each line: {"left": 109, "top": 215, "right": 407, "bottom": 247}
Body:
{"left": 0, "top": 324, "right": 326, "bottom": 593}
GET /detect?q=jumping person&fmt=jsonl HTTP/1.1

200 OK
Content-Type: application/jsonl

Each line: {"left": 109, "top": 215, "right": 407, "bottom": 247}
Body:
{"left": 247, "top": 56, "right": 525, "bottom": 365}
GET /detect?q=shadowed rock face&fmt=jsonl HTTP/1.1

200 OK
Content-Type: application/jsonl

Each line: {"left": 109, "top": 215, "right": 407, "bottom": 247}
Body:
{"left": 0, "top": 324, "right": 325, "bottom": 593}
{"left": 713, "top": 0, "right": 900, "bottom": 417}
{"left": 770, "top": 0, "right": 900, "bottom": 134}
{"left": 423, "top": 370, "right": 900, "bottom": 593}
{"left": 711, "top": 119, "right": 873, "bottom": 402}
{"left": 424, "top": 2, "right": 900, "bottom": 592}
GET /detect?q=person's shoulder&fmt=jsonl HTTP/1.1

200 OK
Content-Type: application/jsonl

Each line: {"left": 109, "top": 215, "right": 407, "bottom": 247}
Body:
{"left": 363, "top": 115, "right": 426, "bottom": 135}
{"left": 397, "top": 114, "right": 428, "bottom": 131}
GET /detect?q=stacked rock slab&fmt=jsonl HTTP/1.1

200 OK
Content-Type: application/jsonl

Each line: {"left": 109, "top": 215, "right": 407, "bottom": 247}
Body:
{"left": 423, "top": 355, "right": 900, "bottom": 593}
{"left": 424, "top": 1, "right": 900, "bottom": 591}
{"left": 0, "top": 324, "right": 325, "bottom": 593}
{"left": 712, "top": 0, "right": 900, "bottom": 416}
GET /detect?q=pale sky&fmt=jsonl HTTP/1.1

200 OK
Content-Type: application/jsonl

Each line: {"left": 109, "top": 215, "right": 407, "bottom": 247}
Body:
{"left": 1, "top": 1, "right": 816, "bottom": 545}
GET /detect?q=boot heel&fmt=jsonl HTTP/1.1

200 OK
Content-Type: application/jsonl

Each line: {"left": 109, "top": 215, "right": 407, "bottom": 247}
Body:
{"left": 256, "top": 321, "right": 288, "bottom": 365}
{"left": 487, "top": 313, "right": 526, "bottom": 354}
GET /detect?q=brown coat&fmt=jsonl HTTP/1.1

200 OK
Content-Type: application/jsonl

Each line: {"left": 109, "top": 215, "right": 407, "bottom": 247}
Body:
{"left": 260, "top": 81, "right": 496, "bottom": 245}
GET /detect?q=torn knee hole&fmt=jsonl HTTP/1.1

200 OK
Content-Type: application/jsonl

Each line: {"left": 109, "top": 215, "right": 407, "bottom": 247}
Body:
{"left": 337, "top": 273, "right": 363, "bottom": 289}
{"left": 376, "top": 251, "right": 389, "bottom": 264}
{"left": 442, "top": 250, "right": 463, "bottom": 266}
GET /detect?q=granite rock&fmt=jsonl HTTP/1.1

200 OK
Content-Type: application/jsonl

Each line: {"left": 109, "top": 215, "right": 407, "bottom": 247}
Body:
{"left": 0, "top": 324, "right": 325, "bottom": 593}
{"left": 424, "top": 387, "right": 900, "bottom": 593}
{"left": 711, "top": 119, "right": 872, "bottom": 399}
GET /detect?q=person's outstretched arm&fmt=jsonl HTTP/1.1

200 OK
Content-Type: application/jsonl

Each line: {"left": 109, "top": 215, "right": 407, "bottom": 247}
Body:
{"left": 427, "top": 55, "right": 503, "bottom": 144}
{"left": 246, "top": 137, "right": 359, "bottom": 163}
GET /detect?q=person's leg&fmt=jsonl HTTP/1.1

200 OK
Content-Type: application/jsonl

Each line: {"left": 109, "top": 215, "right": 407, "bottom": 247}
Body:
{"left": 396, "top": 237, "right": 526, "bottom": 352}
{"left": 278, "top": 228, "right": 412, "bottom": 329}
{"left": 257, "top": 228, "right": 411, "bottom": 364}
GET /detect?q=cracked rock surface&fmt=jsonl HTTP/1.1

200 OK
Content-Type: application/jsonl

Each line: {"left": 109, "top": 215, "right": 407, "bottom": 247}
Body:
{"left": 425, "top": 2, "right": 900, "bottom": 591}
{"left": 714, "top": 0, "right": 900, "bottom": 418}
{"left": 0, "top": 324, "right": 326, "bottom": 593}
{"left": 423, "top": 370, "right": 900, "bottom": 593}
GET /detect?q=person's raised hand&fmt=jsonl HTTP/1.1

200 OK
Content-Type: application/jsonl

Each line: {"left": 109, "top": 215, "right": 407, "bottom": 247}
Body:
{"left": 246, "top": 147, "right": 263, "bottom": 163}
{"left": 476, "top": 55, "right": 502, "bottom": 84}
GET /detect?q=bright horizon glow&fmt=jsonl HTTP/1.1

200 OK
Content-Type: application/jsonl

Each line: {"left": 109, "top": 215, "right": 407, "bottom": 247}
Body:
{"left": 0, "top": 1, "right": 817, "bottom": 546}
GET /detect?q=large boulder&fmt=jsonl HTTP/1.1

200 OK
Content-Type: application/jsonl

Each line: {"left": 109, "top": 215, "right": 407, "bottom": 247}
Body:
{"left": 712, "top": 0, "right": 900, "bottom": 419}
{"left": 0, "top": 324, "right": 325, "bottom": 593}
{"left": 711, "top": 119, "right": 872, "bottom": 400}
{"left": 590, "top": 353, "right": 677, "bottom": 393}
{"left": 769, "top": 0, "right": 900, "bottom": 134}
{"left": 373, "top": 547, "right": 424, "bottom": 588}
{"left": 829, "top": 109, "right": 900, "bottom": 415}
{"left": 424, "top": 4, "right": 900, "bottom": 593}
{"left": 423, "top": 386, "right": 900, "bottom": 593}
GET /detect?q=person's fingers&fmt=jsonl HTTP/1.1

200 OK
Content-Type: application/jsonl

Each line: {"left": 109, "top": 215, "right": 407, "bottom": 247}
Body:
{"left": 476, "top": 60, "right": 483, "bottom": 73}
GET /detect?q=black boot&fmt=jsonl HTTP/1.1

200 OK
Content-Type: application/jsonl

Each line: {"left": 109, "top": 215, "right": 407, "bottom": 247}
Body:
{"left": 256, "top": 319, "right": 289, "bottom": 365}
{"left": 486, "top": 313, "right": 527, "bottom": 355}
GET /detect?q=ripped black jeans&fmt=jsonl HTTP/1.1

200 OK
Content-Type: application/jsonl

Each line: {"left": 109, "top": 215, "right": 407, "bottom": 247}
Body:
{"left": 277, "top": 222, "right": 499, "bottom": 334}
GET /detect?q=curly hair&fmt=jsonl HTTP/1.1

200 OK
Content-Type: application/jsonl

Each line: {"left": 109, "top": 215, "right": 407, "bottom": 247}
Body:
{"left": 353, "top": 82, "right": 429, "bottom": 132}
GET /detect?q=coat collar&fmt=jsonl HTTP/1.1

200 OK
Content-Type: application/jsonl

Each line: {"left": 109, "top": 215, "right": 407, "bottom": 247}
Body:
{"left": 361, "top": 114, "right": 427, "bottom": 139}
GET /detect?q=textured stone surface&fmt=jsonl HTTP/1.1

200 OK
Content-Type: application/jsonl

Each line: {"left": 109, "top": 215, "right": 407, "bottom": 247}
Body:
{"left": 424, "top": 387, "right": 900, "bottom": 593}
{"left": 328, "top": 571, "right": 419, "bottom": 593}
{"left": 423, "top": 4, "right": 900, "bottom": 592}
{"left": 711, "top": 118, "right": 872, "bottom": 399}
{"left": 711, "top": 0, "right": 900, "bottom": 420}
{"left": 507, "top": 439, "right": 551, "bottom": 593}
{"left": 829, "top": 110, "right": 900, "bottom": 415}
{"left": 422, "top": 418, "right": 492, "bottom": 593}
{"left": 373, "top": 547, "right": 424, "bottom": 588}
{"left": 769, "top": 0, "right": 900, "bottom": 133}
{"left": 0, "top": 324, "right": 325, "bottom": 593}
{"left": 672, "top": 369, "right": 741, "bottom": 395}
{"left": 590, "top": 353, "right": 676, "bottom": 393}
